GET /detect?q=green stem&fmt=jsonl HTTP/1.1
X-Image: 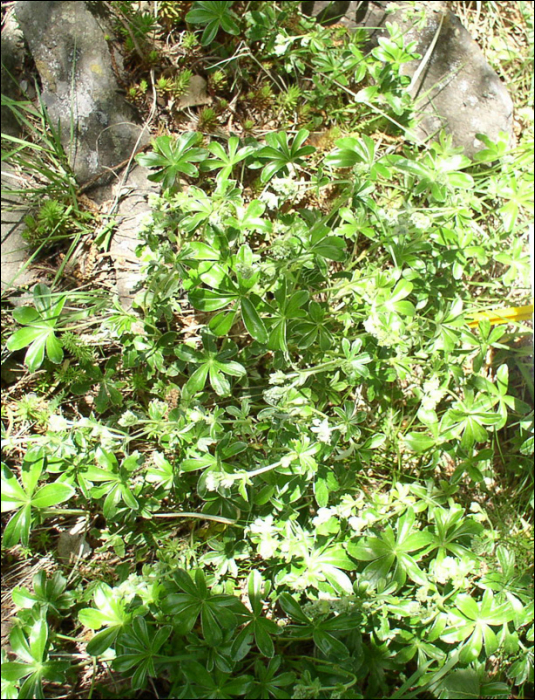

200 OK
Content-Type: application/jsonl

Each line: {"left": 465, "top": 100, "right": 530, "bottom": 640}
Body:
{"left": 152, "top": 512, "right": 239, "bottom": 526}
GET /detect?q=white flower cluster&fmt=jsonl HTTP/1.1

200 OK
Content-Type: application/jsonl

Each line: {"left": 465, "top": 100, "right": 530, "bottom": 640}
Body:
{"left": 348, "top": 508, "right": 380, "bottom": 534}
{"left": 203, "top": 471, "right": 221, "bottom": 492}
{"left": 260, "top": 177, "right": 306, "bottom": 211}
{"left": 363, "top": 313, "right": 399, "bottom": 347}
{"left": 259, "top": 190, "right": 279, "bottom": 210}
{"left": 148, "top": 399, "right": 168, "bottom": 419}
{"left": 269, "top": 370, "right": 289, "bottom": 385}
{"left": 421, "top": 376, "right": 447, "bottom": 411}
{"left": 247, "top": 515, "right": 281, "bottom": 559}
{"left": 302, "top": 592, "right": 358, "bottom": 620}
{"left": 263, "top": 386, "right": 287, "bottom": 406}
{"left": 204, "top": 471, "right": 236, "bottom": 492}
{"left": 273, "top": 33, "right": 292, "bottom": 56}
{"left": 118, "top": 410, "right": 140, "bottom": 427}
{"left": 271, "top": 176, "right": 305, "bottom": 198}
{"left": 48, "top": 414, "right": 69, "bottom": 432}
{"left": 76, "top": 417, "right": 119, "bottom": 450}
{"left": 430, "top": 555, "right": 475, "bottom": 587}
{"left": 312, "top": 507, "right": 337, "bottom": 526}
{"left": 116, "top": 573, "right": 154, "bottom": 604}
{"left": 269, "top": 237, "right": 300, "bottom": 260}
{"left": 410, "top": 211, "right": 432, "bottom": 230}
{"left": 310, "top": 417, "right": 332, "bottom": 444}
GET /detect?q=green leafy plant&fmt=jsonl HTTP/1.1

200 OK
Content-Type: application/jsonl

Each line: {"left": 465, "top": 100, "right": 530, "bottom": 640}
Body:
{"left": 78, "top": 583, "right": 134, "bottom": 656}
{"left": 186, "top": 1, "right": 240, "bottom": 46}
{"left": 188, "top": 244, "right": 269, "bottom": 343}
{"left": 12, "top": 571, "right": 75, "bottom": 617}
{"left": 82, "top": 447, "right": 141, "bottom": 520}
{"left": 253, "top": 128, "right": 316, "bottom": 183}
{"left": 1, "top": 619, "right": 70, "bottom": 699}
{"left": 348, "top": 506, "right": 432, "bottom": 588}
{"left": 161, "top": 568, "right": 245, "bottom": 645}
{"left": 176, "top": 332, "right": 246, "bottom": 397}
{"left": 6, "top": 285, "right": 67, "bottom": 372}
{"left": 113, "top": 616, "right": 173, "bottom": 691}
{"left": 1, "top": 450, "right": 76, "bottom": 547}
{"left": 136, "top": 132, "right": 208, "bottom": 190}
{"left": 2, "top": 4, "right": 534, "bottom": 699}
{"left": 203, "top": 136, "right": 255, "bottom": 181}
{"left": 440, "top": 590, "right": 515, "bottom": 665}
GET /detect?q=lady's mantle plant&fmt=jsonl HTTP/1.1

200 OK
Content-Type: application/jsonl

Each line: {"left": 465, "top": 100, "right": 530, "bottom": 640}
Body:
{"left": 2, "top": 4, "right": 533, "bottom": 699}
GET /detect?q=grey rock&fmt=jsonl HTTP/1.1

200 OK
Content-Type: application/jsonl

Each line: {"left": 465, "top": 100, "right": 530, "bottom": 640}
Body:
{"left": 1, "top": 9, "right": 26, "bottom": 137}
{"left": 14, "top": 1, "right": 149, "bottom": 185}
{"left": 1, "top": 166, "right": 37, "bottom": 294}
{"left": 1, "top": 11, "right": 36, "bottom": 294}
{"left": 177, "top": 75, "right": 211, "bottom": 109}
{"left": 302, "top": 1, "right": 352, "bottom": 24}
{"left": 302, "top": 0, "right": 514, "bottom": 157}
{"left": 73, "top": 164, "right": 159, "bottom": 310}
{"left": 57, "top": 518, "right": 91, "bottom": 564}
{"left": 357, "top": 1, "right": 513, "bottom": 156}
{"left": 106, "top": 165, "right": 160, "bottom": 310}
{"left": 302, "top": 0, "right": 369, "bottom": 29}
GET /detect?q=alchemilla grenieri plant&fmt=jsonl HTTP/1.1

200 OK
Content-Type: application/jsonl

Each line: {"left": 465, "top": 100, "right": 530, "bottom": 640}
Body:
{"left": 2, "top": 2, "right": 533, "bottom": 698}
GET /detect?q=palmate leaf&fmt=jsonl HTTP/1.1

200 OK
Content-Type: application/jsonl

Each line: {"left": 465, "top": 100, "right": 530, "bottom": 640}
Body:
{"left": 79, "top": 584, "right": 133, "bottom": 656}
{"left": 136, "top": 133, "right": 207, "bottom": 190}
{"left": 441, "top": 590, "right": 514, "bottom": 664}
{"left": 2, "top": 619, "right": 70, "bottom": 699}
{"left": 12, "top": 570, "right": 73, "bottom": 615}
{"left": 6, "top": 284, "right": 67, "bottom": 370}
{"left": 113, "top": 617, "right": 173, "bottom": 691}
{"left": 279, "top": 593, "right": 357, "bottom": 659}
{"left": 440, "top": 390, "right": 503, "bottom": 450}
{"left": 84, "top": 449, "right": 140, "bottom": 519}
{"left": 325, "top": 134, "right": 381, "bottom": 170}
{"left": 1, "top": 459, "right": 75, "bottom": 547}
{"left": 227, "top": 199, "right": 271, "bottom": 234}
{"left": 178, "top": 335, "right": 247, "bottom": 396}
{"left": 204, "top": 136, "right": 255, "bottom": 180}
{"left": 162, "top": 568, "right": 244, "bottom": 645}
{"left": 257, "top": 129, "right": 316, "bottom": 183}
{"left": 186, "top": 1, "right": 239, "bottom": 45}
{"left": 190, "top": 288, "right": 268, "bottom": 342}
{"left": 228, "top": 571, "right": 279, "bottom": 659}
{"left": 348, "top": 507, "right": 432, "bottom": 587}
{"left": 266, "top": 284, "right": 309, "bottom": 352}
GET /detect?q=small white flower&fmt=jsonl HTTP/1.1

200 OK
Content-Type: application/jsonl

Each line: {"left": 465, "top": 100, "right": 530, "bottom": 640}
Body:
{"left": 258, "top": 537, "right": 279, "bottom": 559}
{"left": 271, "top": 177, "right": 301, "bottom": 198}
{"left": 313, "top": 507, "right": 337, "bottom": 526}
{"left": 259, "top": 190, "right": 279, "bottom": 210}
{"left": 48, "top": 414, "right": 68, "bottom": 432}
{"left": 220, "top": 474, "right": 236, "bottom": 489}
{"left": 311, "top": 418, "right": 332, "bottom": 444}
{"left": 273, "top": 34, "right": 290, "bottom": 56}
{"left": 348, "top": 516, "right": 366, "bottom": 533}
{"left": 204, "top": 472, "right": 220, "bottom": 492}
{"left": 410, "top": 211, "right": 431, "bottom": 230}
{"left": 269, "top": 370, "right": 287, "bottom": 385}
{"left": 363, "top": 314, "right": 379, "bottom": 336}
{"left": 118, "top": 410, "right": 139, "bottom": 427}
